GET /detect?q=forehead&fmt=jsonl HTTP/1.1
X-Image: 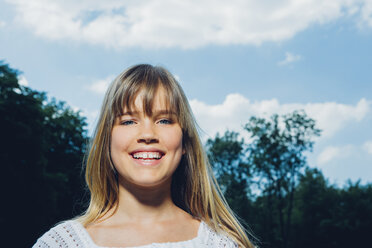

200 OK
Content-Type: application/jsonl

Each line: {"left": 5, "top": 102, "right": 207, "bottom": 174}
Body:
{"left": 132, "top": 87, "right": 168, "bottom": 110}
{"left": 121, "top": 85, "right": 174, "bottom": 116}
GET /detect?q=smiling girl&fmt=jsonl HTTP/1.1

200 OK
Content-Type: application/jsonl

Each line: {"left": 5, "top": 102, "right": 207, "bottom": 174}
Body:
{"left": 33, "top": 64, "right": 255, "bottom": 248}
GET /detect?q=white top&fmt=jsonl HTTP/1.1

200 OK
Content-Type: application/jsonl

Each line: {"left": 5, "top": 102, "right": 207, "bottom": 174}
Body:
{"left": 33, "top": 220, "right": 238, "bottom": 248}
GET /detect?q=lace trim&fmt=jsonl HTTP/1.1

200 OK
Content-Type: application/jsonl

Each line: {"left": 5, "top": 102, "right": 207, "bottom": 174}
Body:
{"left": 202, "top": 224, "right": 238, "bottom": 248}
{"left": 34, "top": 239, "right": 51, "bottom": 248}
{"left": 34, "top": 220, "right": 238, "bottom": 248}
{"left": 72, "top": 220, "right": 205, "bottom": 248}
{"left": 33, "top": 221, "right": 85, "bottom": 248}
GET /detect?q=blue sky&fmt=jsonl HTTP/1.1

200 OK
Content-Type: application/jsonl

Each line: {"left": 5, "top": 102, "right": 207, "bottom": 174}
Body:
{"left": 1, "top": 0, "right": 371, "bottom": 185}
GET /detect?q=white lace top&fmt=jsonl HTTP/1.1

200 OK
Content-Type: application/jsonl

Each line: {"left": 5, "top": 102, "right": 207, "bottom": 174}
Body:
{"left": 33, "top": 220, "right": 238, "bottom": 248}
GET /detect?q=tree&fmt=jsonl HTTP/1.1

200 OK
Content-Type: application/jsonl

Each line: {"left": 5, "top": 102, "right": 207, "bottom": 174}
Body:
{"left": 244, "top": 111, "right": 321, "bottom": 248}
{"left": 0, "top": 62, "right": 88, "bottom": 247}
{"left": 292, "top": 168, "right": 372, "bottom": 248}
{"left": 206, "top": 131, "right": 253, "bottom": 224}
{"left": 291, "top": 167, "right": 338, "bottom": 248}
{"left": 336, "top": 181, "right": 372, "bottom": 247}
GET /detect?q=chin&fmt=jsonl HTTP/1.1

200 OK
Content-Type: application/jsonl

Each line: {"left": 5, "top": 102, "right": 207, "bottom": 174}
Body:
{"left": 126, "top": 175, "right": 171, "bottom": 188}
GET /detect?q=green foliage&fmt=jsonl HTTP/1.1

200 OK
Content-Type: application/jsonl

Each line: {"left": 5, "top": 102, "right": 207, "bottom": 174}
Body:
{"left": 292, "top": 169, "right": 372, "bottom": 248}
{"left": 244, "top": 111, "right": 321, "bottom": 248}
{"left": 206, "top": 131, "right": 253, "bottom": 222}
{"left": 206, "top": 112, "right": 372, "bottom": 248}
{"left": 245, "top": 111, "right": 321, "bottom": 192}
{"left": 0, "top": 62, "right": 88, "bottom": 247}
{"left": 206, "top": 131, "right": 248, "bottom": 184}
{"left": 291, "top": 168, "right": 338, "bottom": 248}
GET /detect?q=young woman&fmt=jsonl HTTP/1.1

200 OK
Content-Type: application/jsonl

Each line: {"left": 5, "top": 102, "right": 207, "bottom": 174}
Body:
{"left": 33, "top": 64, "right": 255, "bottom": 248}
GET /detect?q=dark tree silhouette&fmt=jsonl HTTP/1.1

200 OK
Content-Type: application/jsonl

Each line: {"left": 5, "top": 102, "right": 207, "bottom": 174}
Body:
{"left": 292, "top": 168, "right": 372, "bottom": 248}
{"left": 0, "top": 62, "right": 88, "bottom": 247}
{"left": 206, "top": 131, "right": 253, "bottom": 223}
{"left": 244, "top": 111, "right": 321, "bottom": 248}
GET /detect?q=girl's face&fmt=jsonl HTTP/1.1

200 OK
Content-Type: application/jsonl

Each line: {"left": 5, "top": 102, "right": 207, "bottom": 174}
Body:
{"left": 110, "top": 86, "right": 184, "bottom": 188}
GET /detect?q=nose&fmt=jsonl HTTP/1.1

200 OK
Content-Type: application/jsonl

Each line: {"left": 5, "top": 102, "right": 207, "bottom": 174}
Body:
{"left": 137, "top": 121, "right": 158, "bottom": 144}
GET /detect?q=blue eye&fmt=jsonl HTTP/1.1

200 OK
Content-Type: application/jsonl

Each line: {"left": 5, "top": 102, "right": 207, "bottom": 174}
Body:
{"left": 158, "top": 119, "right": 172, "bottom": 124}
{"left": 121, "top": 120, "right": 135, "bottom": 125}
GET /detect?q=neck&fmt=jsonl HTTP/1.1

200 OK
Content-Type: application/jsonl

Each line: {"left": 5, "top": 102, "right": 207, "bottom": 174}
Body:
{"left": 109, "top": 177, "right": 178, "bottom": 224}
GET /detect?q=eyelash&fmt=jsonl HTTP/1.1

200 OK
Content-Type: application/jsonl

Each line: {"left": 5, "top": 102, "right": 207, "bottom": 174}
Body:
{"left": 120, "top": 118, "right": 173, "bottom": 125}
{"left": 158, "top": 119, "right": 172, "bottom": 124}
{"left": 120, "top": 120, "right": 136, "bottom": 125}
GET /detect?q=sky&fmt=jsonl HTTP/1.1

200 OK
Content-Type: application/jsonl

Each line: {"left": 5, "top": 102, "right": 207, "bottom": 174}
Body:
{"left": 1, "top": 0, "right": 371, "bottom": 185}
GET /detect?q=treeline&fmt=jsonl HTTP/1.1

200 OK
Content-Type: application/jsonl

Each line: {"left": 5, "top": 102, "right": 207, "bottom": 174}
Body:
{"left": 207, "top": 129, "right": 372, "bottom": 248}
{"left": 1, "top": 62, "right": 371, "bottom": 247}
{"left": 0, "top": 63, "right": 88, "bottom": 247}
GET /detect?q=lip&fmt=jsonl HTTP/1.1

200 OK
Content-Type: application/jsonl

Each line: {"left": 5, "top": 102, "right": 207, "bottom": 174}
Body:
{"left": 130, "top": 147, "right": 166, "bottom": 155}
{"left": 129, "top": 147, "right": 166, "bottom": 166}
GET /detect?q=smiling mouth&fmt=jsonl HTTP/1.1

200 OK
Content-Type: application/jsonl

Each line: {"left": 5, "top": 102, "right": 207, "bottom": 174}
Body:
{"left": 131, "top": 152, "right": 164, "bottom": 160}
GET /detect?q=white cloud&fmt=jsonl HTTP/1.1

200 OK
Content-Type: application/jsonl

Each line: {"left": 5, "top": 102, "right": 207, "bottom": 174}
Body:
{"left": 363, "top": 141, "right": 372, "bottom": 154}
{"left": 174, "top": 74, "right": 181, "bottom": 82}
{"left": 70, "top": 104, "right": 81, "bottom": 113}
{"left": 304, "top": 99, "right": 370, "bottom": 138}
{"left": 189, "top": 94, "right": 371, "bottom": 140}
{"left": 316, "top": 145, "right": 354, "bottom": 165}
{"left": 359, "top": 0, "right": 372, "bottom": 27}
{"left": 278, "top": 52, "right": 302, "bottom": 66}
{"left": 18, "top": 75, "right": 29, "bottom": 86}
{"left": 6, "top": 0, "right": 372, "bottom": 49}
{"left": 81, "top": 109, "right": 100, "bottom": 136}
{"left": 0, "top": 20, "right": 6, "bottom": 28}
{"left": 13, "top": 88, "right": 22, "bottom": 94}
{"left": 87, "top": 75, "right": 115, "bottom": 94}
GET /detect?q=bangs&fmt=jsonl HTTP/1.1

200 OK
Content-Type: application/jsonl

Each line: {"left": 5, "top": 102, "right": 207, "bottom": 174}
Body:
{"left": 111, "top": 65, "right": 182, "bottom": 122}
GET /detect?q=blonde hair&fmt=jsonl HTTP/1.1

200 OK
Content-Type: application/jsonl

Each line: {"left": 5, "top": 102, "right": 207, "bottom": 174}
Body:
{"left": 78, "top": 64, "right": 254, "bottom": 247}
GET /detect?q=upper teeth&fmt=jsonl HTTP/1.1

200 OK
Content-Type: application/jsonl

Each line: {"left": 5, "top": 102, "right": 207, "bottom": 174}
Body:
{"left": 133, "top": 152, "right": 162, "bottom": 159}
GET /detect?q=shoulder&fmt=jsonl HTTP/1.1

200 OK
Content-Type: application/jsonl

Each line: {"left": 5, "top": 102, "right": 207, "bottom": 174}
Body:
{"left": 32, "top": 220, "right": 90, "bottom": 248}
{"left": 200, "top": 222, "right": 239, "bottom": 248}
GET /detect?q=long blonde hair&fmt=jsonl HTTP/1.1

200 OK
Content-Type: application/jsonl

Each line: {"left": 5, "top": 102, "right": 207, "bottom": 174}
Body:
{"left": 78, "top": 64, "right": 254, "bottom": 247}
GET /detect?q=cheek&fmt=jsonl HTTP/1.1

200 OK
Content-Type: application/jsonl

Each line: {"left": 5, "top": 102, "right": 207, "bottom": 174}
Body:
{"left": 110, "top": 128, "right": 131, "bottom": 161}
{"left": 165, "top": 128, "right": 184, "bottom": 152}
